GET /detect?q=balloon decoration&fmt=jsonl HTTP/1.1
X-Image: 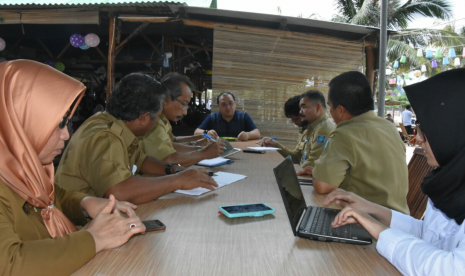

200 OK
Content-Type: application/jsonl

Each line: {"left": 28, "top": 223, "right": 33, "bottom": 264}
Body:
{"left": 70, "top": 34, "right": 85, "bottom": 48}
{"left": 44, "top": 61, "right": 55, "bottom": 67}
{"left": 55, "top": 62, "right": 65, "bottom": 72}
{"left": 80, "top": 43, "right": 90, "bottom": 50}
{"left": 0, "top": 38, "right": 5, "bottom": 51}
{"left": 84, "top": 33, "right": 100, "bottom": 47}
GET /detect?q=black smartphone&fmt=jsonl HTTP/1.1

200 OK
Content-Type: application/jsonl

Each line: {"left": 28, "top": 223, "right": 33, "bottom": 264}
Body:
{"left": 243, "top": 149, "right": 265, "bottom": 154}
{"left": 142, "top": 219, "right": 166, "bottom": 232}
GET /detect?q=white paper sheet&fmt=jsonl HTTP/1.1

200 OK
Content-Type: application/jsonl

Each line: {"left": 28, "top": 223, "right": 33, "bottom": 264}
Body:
{"left": 247, "top": 147, "right": 281, "bottom": 151}
{"left": 174, "top": 172, "right": 247, "bottom": 196}
{"left": 197, "top": 157, "right": 232, "bottom": 167}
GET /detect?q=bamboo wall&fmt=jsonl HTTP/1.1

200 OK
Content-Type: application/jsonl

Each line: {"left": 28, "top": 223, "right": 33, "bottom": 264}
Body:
{"left": 212, "top": 23, "right": 364, "bottom": 148}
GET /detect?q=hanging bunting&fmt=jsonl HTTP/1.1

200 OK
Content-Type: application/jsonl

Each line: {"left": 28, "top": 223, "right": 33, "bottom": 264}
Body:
{"left": 432, "top": 60, "right": 438, "bottom": 68}
{"left": 435, "top": 49, "right": 442, "bottom": 58}
{"left": 454, "top": 58, "right": 461, "bottom": 66}
{"left": 400, "top": 55, "right": 407, "bottom": 63}
{"left": 443, "top": 57, "right": 449, "bottom": 65}
{"left": 421, "top": 64, "right": 427, "bottom": 72}
{"left": 393, "top": 60, "right": 399, "bottom": 68}
{"left": 425, "top": 49, "right": 433, "bottom": 59}
{"left": 448, "top": 48, "right": 456, "bottom": 58}
{"left": 416, "top": 49, "right": 423, "bottom": 57}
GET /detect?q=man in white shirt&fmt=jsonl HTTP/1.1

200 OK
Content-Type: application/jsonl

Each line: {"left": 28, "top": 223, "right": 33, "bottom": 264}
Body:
{"left": 401, "top": 105, "right": 414, "bottom": 134}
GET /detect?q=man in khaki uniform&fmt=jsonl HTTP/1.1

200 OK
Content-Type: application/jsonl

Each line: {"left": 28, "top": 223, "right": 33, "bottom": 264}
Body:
{"left": 262, "top": 91, "right": 335, "bottom": 173}
{"left": 312, "top": 71, "right": 409, "bottom": 214}
{"left": 142, "top": 73, "right": 225, "bottom": 167}
{"left": 57, "top": 73, "right": 218, "bottom": 204}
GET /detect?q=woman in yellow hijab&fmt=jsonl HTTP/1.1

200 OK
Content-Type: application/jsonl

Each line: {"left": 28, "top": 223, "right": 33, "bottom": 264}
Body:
{"left": 0, "top": 60, "right": 146, "bottom": 275}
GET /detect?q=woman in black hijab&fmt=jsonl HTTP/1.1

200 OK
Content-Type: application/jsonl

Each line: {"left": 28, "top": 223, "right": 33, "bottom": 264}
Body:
{"left": 323, "top": 68, "right": 465, "bottom": 275}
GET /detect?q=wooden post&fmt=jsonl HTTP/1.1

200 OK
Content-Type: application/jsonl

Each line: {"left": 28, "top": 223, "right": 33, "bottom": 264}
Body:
{"left": 366, "top": 46, "right": 375, "bottom": 93}
{"left": 106, "top": 17, "right": 117, "bottom": 101}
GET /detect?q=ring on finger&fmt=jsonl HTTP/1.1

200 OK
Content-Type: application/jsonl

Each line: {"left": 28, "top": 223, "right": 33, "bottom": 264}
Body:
{"left": 129, "top": 223, "right": 136, "bottom": 229}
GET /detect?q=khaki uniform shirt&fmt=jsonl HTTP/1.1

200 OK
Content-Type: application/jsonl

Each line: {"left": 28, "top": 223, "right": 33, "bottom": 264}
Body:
{"left": 0, "top": 180, "right": 95, "bottom": 275}
{"left": 56, "top": 112, "right": 147, "bottom": 197}
{"left": 313, "top": 111, "right": 409, "bottom": 214}
{"left": 141, "top": 113, "right": 176, "bottom": 160}
{"left": 277, "top": 114, "right": 335, "bottom": 167}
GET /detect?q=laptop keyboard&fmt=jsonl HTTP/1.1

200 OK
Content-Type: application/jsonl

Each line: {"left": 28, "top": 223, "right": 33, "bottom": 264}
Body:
{"left": 308, "top": 208, "right": 351, "bottom": 238}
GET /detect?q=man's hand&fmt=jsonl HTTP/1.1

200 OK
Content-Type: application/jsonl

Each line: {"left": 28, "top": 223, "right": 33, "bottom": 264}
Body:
{"left": 176, "top": 168, "right": 219, "bottom": 191}
{"left": 237, "top": 131, "right": 249, "bottom": 141}
{"left": 86, "top": 195, "right": 146, "bottom": 253}
{"left": 331, "top": 206, "right": 388, "bottom": 241}
{"left": 207, "top": 130, "right": 219, "bottom": 139}
{"left": 296, "top": 166, "right": 313, "bottom": 176}
{"left": 260, "top": 137, "right": 277, "bottom": 147}
{"left": 202, "top": 141, "right": 225, "bottom": 159}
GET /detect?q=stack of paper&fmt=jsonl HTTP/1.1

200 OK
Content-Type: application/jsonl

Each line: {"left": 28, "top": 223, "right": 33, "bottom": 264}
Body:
{"left": 197, "top": 157, "right": 234, "bottom": 167}
{"left": 247, "top": 147, "right": 281, "bottom": 151}
{"left": 175, "top": 172, "right": 247, "bottom": 196}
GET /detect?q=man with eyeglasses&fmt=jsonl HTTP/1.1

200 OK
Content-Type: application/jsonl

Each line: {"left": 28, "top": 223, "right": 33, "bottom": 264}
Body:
{"left": 56, "top": 73, "right": 218, "bottom": 204}
{"left": 141, "top": 73, "right": 225, "bottom": 167}
{"left": 194, "top": 92, "right": 260, "bottom": 141}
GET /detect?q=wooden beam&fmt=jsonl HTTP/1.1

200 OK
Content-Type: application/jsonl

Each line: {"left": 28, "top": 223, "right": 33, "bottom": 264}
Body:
{"left": 36, "top": 38, "right": 54, "bottom": 60}
{"left": 141, "top": 34, "right": 161, "bottom": 56}
{"left": 182, "top": 19, "right": 214, "bottom": 29}
{"left": 106, "top": 17, "right": 117, "bottom": 101}
{"left": 73, "top": 60, "right": 162, "bottom": 64}
{"left": 95, "top": 46, "right": 107, "bottom": 60}
{"left": 57, "top": 42, "right": 71, "bottom": 59}
{"left": 11, "top": 36, "right": 24, "bottom": 52}
{"left": 118, "top": 16, "right": 214, "bottom": 29}
{"left": 172, "top": 42, "right": 212, "bottom": 51}
{"left": 174, "top": 45, "right": 211, "bottom": 63}
{"left": 366, "top": 46, "right": 375, "bottom": 93}
{"left": 115, "top": 22, "right": 150, "bottom": 56}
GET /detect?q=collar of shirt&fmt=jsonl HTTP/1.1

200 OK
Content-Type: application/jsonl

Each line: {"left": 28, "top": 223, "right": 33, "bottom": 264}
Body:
{"left": 307, "top": 113, "right": 328, "bottom": 133}
{"left": 219, "top": 110, "right": 238, "bottom": 123}
{"left": 103, "top": 112, "right": 139, "bottom": 148}
{"left": 159, "top": 113, "right": 170, "bottom": 126}
{"left": 336, "top": 110, "right": 376, "bottom": 128}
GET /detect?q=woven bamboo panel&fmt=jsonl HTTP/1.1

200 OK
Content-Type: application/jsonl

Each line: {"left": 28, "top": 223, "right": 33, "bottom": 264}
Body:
{"left": 0, "top": 8, "right": 99, "bottom": 24}
{"left": 212, "top": 23, "right": 364, "bottom": 148}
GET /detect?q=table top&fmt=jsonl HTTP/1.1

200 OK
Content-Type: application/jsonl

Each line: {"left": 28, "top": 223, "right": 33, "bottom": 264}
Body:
{"left": 74, "top": 141, "right": 401, "bottom": 276}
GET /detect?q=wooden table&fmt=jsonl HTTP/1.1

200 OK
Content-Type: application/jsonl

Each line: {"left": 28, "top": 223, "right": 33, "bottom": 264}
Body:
{"left": 74, "top": 141, "right": 401, "bottom": 276}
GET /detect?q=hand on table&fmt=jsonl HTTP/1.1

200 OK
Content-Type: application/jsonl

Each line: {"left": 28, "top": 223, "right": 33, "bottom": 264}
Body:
{"left": 237, "top": 131, "right": 249, "bottom": 141}
{"left": 195, "top": 138, "right": 209, "bottom": 147}
{"left": 202, "top": 141, "right": 225, "bottom": 158}
{"left": 296, "top": 167, "right": 313, "bottom": 176}
{"left": 81, "top": 196, "right": 138, "bottom": 219}
{"left": 177, "top": 168, "right": 219, "bottom": 191}
{"left": 331, "top": 206, "right": 388, "bottom": 241}
{"left": 86, "top": 195, "right": 146, "bottom": 253}
{"left": 207, "top": 130, "right": 219, "bottom": 140}
{"left": 260, "top": 137, "right": 277, "bottom": 147}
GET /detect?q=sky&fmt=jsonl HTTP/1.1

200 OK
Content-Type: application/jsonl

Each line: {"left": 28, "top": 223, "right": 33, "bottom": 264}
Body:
{"left": 213, "top": 0, "right": 465, "bottom": 32}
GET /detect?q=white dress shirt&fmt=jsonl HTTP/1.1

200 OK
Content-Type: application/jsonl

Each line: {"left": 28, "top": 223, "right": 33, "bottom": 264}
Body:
{"left": 377, "top": 199, "right": 465, "bottom": 276}
{"left": 402, "top": 110, "right": 413, "bottom": 126}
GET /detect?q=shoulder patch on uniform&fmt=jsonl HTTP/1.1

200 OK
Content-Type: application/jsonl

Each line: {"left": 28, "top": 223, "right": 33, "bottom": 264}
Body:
{"left": 316, "top": 135, "right": 326, "bottom": 145}
{"left": 329, "top": 133, "right": 335, "bottom": 138}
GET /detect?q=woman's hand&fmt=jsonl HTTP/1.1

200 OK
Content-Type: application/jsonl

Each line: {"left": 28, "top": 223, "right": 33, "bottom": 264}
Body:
{"left": 332, "top": 206, "right": 388, "bottom": 241}
{"left": 86, "top": 195, "right": 145, "bottom": 253}
{"left": 81, "top": 196, "right": 138, "bottom": 219}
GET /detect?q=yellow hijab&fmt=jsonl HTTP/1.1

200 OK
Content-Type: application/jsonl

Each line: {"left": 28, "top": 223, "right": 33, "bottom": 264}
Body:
{"left": 0, "top": 60, "right": 86, "bottom": 238}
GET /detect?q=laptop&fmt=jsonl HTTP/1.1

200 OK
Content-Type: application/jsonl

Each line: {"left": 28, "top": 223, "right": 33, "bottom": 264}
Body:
{"left": 273, "top": 158, "right": 372, "bottom": 245}
{"left": 221, "top": 140, "right": 241, "bottom": 158}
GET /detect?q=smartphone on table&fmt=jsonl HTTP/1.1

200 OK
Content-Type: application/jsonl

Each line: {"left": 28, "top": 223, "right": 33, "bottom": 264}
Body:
{"left": 219, "top": 203, "right": 275, "bottom": 218}
{"left": 243, "top": 149, "right": 265, "bottom": 154}
{"left": 142, "top": 219, "right": 166, "bottom": 232}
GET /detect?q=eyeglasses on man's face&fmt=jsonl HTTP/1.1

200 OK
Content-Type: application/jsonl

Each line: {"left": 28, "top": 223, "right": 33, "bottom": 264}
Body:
{"left": 174, "top": 98, "right": 189, "bottom": 110}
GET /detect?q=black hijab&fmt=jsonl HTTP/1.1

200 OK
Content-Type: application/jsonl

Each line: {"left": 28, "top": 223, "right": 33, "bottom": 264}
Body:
{"left": 404, "top": 68, "right": 465, "bottom": 225}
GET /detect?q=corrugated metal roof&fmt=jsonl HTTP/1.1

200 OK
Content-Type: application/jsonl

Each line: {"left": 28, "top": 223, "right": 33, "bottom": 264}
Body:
{"left": 0, "top": 0, "right": 210, "bottom": 8}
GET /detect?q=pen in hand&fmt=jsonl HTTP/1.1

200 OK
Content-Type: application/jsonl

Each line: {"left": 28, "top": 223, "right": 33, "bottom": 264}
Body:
{"left": 256, "top": 137, "right": 277, "bottom": 145}
{"left": 204, "top": 133, "right": 218, "bottom": 142}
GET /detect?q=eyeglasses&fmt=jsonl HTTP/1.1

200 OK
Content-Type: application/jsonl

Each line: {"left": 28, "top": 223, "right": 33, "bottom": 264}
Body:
{"left": 174, "top": 98, "right": 189, "bottom": 110}
{"left": 415, "top": 122, "right": 427, "bottom": 142}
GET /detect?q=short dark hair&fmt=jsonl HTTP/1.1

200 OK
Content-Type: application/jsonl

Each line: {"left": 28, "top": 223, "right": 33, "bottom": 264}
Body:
{"left": 161, "top": 72, "right": 194, "bottom": 100}
{"left": 301, "top": 90, "right": 326, "bottom": 109}
{"left": 107, "top": 72, "right": 167, "bottom": 121}
{"left": 217, "top": 92, "right": 236, "bottom": 104}
{"left": 405, "top": 105, "right": 411, "bottom": 110}
{"left": 387, "top": 113, "right": 392, "bottom": 116}
{"left": 284, "top": 95, "right": 302, "bottom": 118}
{"left": 328, "top": 71, "right": 374, "bottom": 116}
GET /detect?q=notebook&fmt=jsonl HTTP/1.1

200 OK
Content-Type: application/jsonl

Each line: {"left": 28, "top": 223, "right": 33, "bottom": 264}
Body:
{"left": 197, "top": 157, "right": 234, "bottom": 167}
{"left": 273, "top": 158, "right": 372, "bottom": 245}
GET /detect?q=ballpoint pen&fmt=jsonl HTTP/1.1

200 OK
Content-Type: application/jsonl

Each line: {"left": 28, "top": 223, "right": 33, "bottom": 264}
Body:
{"left": 256, "top": 137, "right": 277, "bottom": 145}
{"left": 203, "top": 133, "right": 217, "bottom": 142}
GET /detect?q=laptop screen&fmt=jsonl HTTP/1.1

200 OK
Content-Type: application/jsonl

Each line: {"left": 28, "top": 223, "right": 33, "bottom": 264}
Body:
{"left": 273, "top": 158, "right": 307, "bottom": 236}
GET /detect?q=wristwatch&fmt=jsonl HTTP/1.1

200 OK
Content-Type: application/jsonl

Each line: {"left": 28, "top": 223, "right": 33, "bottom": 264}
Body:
{"left": 203, "top": 129, "right": 208, "bottom": 134}
{"left": 189, "top": 141, "right": 197, "bottom": 146}
{"left": 165, "top": 163, "right": 181, "bottom": 175}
